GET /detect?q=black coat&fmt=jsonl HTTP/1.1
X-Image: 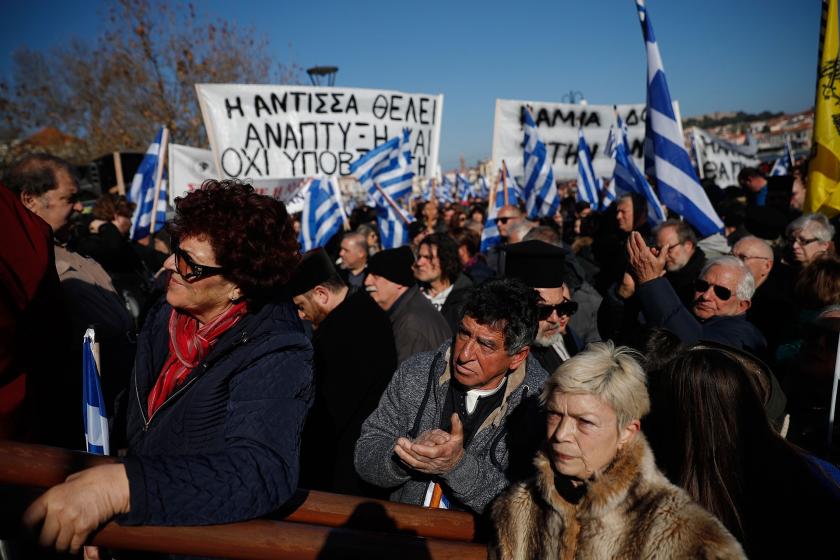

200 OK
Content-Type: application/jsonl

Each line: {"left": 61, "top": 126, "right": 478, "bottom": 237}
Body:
{"left": 530, "top": 328, "right": 582, "bottom": 375}
{"left": 440, "top": 273, "right": 474, "bottom": 333}
{"left": 299, "top": 290, "right": 397, "bottom": 496}
{"left": 119, "top": 298, "right": 313, "bottom": 526}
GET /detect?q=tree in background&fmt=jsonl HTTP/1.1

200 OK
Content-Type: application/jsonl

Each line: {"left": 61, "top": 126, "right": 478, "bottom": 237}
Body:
{"left": 0, "top": 0, "right": 301, "bottom": 166}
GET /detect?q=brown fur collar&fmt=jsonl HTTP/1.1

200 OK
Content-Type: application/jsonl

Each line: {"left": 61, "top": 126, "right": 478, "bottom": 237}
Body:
{"left": 533, "top": 433, "right": 665, "bottom": 519}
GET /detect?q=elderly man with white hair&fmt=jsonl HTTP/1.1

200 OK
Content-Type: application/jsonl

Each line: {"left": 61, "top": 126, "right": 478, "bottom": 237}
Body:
{"left": 626, "top": 232, "right": 766, "bottom": 354}
{"left": 490, "top": 342, "right": 744, "bottom": 559}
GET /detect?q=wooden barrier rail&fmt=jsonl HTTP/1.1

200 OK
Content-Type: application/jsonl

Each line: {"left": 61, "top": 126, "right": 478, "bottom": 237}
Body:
{"left": 0, "top": 441, "right": 488, "bottom": 559}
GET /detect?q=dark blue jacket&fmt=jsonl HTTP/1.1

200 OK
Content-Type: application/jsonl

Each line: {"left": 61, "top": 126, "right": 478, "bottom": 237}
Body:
{"left": 636, "top": 277, "right": 767, "bottom": 354}
{"left": 118, "top": 298, "right": 313, "bottom": 526}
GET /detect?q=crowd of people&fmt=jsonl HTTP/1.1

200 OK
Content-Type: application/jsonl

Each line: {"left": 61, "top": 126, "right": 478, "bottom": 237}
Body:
{"left": 2, "top": 152, "right": 840, "bottom": 558}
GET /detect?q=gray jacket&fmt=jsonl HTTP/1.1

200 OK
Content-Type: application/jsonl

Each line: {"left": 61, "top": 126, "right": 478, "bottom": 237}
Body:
{"left": 389, "top": 284, "right": 452, "bottom": 364}
{"left": 354, "top": 342, "right": 548, "bottom": 513}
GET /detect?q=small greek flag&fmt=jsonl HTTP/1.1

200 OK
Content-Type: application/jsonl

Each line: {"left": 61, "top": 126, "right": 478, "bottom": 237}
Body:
{"left": 770, "top": 137, "right": 794, "bottom": 176}
{"left": 83, "top": 329, "right": 109, "bottom": 455}
{"left": 299, "top": 176, "right": 346, "bottom": 251}
{"left": 478, "top": 175, "right": 490, "bottom": 199}
{"left": 522, "top": 107, "right": 560, "bottom": 220}
{"left": 637, "top": 0, "right": 722, "bottom": 237}
{"left": 610, "top": 115, "right": 665, "bottom": 223}
{"left": 457, "top": 173, "right": 473, "bottom": 202}
{"left": 129, "top": 127, "right": 168, "bottom": 241}
{"left": 350, "top": 128, "right": 414, "bottom": 203}
{"left": 480, "top": 164, "right": 522, "bottom": 253}
{"left": 576, "top": 128, "right": 602, "bottom": 208}
{"left": 371, "top": 186, "right": 415, "bottom": 249}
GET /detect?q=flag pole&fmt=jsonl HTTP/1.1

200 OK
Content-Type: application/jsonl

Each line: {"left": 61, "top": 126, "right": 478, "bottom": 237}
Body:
{"left": 149, "top": 127, "right": 169, "bottom": 236}
{"left": 113, "top": 152, "right": 126, "bottom": 196}
{"left": 501, "top": 161, "right": 509, "bottom": 206}
{"left": 374, "top": 183, "right": 410, "bottom": 224}
{"left": 827, "top": 329, "right": 840, "bottom": 452}
{"left": 329, "top": 177, "right": 350, "bottom": 231}
{"left": 488, "top": 171, "right": 499, "bottom": 211}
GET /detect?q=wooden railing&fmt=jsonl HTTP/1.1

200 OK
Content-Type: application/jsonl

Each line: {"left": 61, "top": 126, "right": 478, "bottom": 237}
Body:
{"left": 0, "top": 441, "right": 488, "bottom": 559}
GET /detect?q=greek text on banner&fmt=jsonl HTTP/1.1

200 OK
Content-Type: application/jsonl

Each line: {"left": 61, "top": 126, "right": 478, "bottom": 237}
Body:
{"left": 196, "top": 84, "right": 444, "bottom": 180}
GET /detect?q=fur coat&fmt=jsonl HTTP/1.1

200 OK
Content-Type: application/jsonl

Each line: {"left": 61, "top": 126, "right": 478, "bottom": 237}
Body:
{"left": 490, "top": 434, "right": 745, "bottom": 559}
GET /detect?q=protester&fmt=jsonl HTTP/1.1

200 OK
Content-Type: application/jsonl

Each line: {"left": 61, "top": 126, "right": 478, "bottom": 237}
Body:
{"left": 288, "top": 249, "right": 397, "bottom": 496}
{"left": 504, "top": 240, "right": 581, "bottom": 373}
{"left": 23, "top": 180, "right": 313, "bottom": 554}
{"left": 450, "top": 227, "right": 495, "bottom": 285}
{"left": 5, "top": 154, "right": 135, "bottom": 444}
{"left": 355, "top": 279, "right": 547, "bottom": 513}
{"left": 356, "top": 223, "right": 381, "bottom": 256}
{"left": 413, "top": 232, "right": 473, "bottom": 332}
{"left": 364, "top": 246, "right": 450, "bottom": 363}
{"left": 627, "top": 232, "right": 766, "bottom": 353}
{"left": 337, "top": 231, "right": 369, "bottom": 294}
{"left": 653, "top": 219, "right": 707, "bottom": 305}
{"left": 786, "top": 213, "right": 835, "bottom": 266}
{"left": 490, "top": 342, "right": 744, "bottom": 559}
{"left": 645, "top": 345, "right": 840, "bottom": 558}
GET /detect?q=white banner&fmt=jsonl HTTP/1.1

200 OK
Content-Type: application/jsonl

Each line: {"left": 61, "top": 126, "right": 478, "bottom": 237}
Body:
{"left": 168, "top": 143, "right": 307, "bottom": 211}
{"left": 690, "top": 128, "right": 760, "bottom": 185}
{"left": 492, "top": 99, "right": 648, "bottom": 181}
{"left": 196, "top": 84, "right": 443, "bottom": 181}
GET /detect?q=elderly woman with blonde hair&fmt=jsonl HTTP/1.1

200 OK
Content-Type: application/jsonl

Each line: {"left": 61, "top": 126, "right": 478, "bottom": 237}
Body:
{"left": 490, "top": 342, "right": 744, "bottom": 559}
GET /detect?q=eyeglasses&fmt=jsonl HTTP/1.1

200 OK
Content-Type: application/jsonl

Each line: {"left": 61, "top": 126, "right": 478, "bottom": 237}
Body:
{"left": 694, "top": 279, "right": 733, "bottom": 301}
{"left": 536, "top": 300, "right": 579, "bottom": 320}
{"left": 732, "top": 252, "right": 770, "bottom": 262}
{"left": 788, "top": 235, "right": 820, "bottom": 247}
{"left": 172, "top": 244, "right": 225, "bottom": 282}
{"left": 495, "top": 216, "right": 516, "bottom": 225}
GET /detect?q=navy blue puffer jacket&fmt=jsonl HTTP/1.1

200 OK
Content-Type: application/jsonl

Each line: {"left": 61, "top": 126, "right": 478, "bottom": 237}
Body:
{"left": 118, "top": 297, "right": 313, "bottom": 526}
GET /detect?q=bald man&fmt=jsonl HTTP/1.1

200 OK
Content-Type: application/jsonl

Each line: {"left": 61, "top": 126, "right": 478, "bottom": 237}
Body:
{"left": 733, "top": 235, "right": 792, "bottom": 354}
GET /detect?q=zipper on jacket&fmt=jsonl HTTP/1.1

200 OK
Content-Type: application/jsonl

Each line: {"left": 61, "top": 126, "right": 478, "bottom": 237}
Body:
{"left": 135, "top": 328, "right": 254, "bottom": 432}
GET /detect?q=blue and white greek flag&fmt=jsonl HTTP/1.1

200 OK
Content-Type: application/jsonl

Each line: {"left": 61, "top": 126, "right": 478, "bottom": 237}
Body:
{"left": 457, "top": 173, "right": 473, "bottom": 202}
{"left": 480, "top": 166, "right": 522, "bottom": 253}
{"left": 83, "top": 329, "right": 109, "bottom": 455}
{"left": 129, "top": 127, "right": 168, "bottom": 241}
{"left": 371, "top": 187, "right": 414, "bottom": 249}
{"left": 522, "top": 107, "right": 560, "bottom": 220}
{"left": 637, "top": 0, "right": 722, "bottom": 237}
{"left": 610, "top": 117, "right": 665, "bottom": 225}
{"left": 438, "top": 175, "right": 455, "bottom": 204}
{"left": 576, "top": 128, "right": 602, "bottom": 208}
{"left": 770, "top": 137, "right": 794, "bottom": 176}
{"left": 299, "top": 176, "right": 345, "bottom": 252}
{"left": 350, "top": 128, "right": 414, "bottom": 203}
{"left": 477, "top": 176, "right": 490, "bottom": 199}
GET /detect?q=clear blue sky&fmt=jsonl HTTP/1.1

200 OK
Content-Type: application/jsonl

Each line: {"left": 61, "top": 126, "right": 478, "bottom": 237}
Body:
{"left": 1, "top": 0, "right": 821, "bottom": 170}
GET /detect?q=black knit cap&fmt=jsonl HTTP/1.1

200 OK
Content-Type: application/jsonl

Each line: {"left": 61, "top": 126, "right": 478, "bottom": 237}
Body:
{"left": 287, "top": 248, "right": 337, "bottom": 297}
{"left": 504, "top": 240, "right": 568, "bottom": 288}
{"left": 367, "top": 246, "right": 416, "bottom": 287}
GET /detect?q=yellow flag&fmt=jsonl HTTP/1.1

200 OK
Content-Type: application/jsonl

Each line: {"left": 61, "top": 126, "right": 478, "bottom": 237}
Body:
{"left": 807, "top": 0, "right": 840, "bottom": 216}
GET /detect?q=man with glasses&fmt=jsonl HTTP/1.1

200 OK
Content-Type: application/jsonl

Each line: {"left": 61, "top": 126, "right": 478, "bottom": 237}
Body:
{"left": 485, "top": 205, "right": 524, "bottom": 272}
{"left": 627, "top": 232, "right": 766, "bottom": 354}
{"left": 504, "top": 240, "right": 582, "bottom": 373}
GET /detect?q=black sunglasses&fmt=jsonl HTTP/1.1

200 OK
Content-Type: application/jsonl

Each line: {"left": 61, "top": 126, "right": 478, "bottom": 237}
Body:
{"left": 173, "top": 244, "right": 225, "bottom": 282}
{"left": 694, "top": 279, "right": 732, "bottom": 301}
{"left": 495, "top": 217, "right": 515, "bottom": 225}
{"left": 536, "top": 300, "right": 579, "bottom": 320}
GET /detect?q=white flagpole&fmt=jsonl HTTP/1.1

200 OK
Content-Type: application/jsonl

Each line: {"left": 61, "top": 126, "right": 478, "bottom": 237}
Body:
{"left": 826, "top": 331, "right": 840, "bottom": 451}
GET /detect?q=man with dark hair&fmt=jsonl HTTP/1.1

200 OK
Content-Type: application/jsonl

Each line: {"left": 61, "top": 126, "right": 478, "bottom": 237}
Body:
{"left": 413, "top": 233, "right": 473, "bottom": 332}
{"left": 355, "top": 279, "right": 548, "bottom": 513}
{"left": 4, "top": 154, "right": 135, "bottom": 440}
{"left": 338, "top": 231, "right": 369, "bottom": 294}
{"left": 288, "top": 249, "right": 397, "bottom": 496}
{"left": 451, "top": 227, "right": 495, "bottom": 285}
{"left": 505, "top": 240, "right": 582, "bottom": 373}
{"left": 364, "top": 246, "right": 450, "bottom": 363}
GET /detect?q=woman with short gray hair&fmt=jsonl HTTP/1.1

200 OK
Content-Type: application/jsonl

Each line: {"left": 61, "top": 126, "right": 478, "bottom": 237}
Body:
{"left": 490, "top": 342, "right": 744, "bottom": 559}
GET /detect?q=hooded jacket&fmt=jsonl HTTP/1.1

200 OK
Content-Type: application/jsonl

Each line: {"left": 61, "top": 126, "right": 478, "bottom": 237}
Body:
{"left": 490, "top": 434, "right": 745, "bottom": 559}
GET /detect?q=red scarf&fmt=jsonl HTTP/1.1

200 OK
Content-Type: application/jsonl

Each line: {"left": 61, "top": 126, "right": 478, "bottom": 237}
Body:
{"left": 147, "top": 301, "right": 247, "bottom": 418}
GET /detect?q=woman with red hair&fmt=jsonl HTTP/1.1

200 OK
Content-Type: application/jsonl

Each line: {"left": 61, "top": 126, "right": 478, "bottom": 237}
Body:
{"left": 24, "top": 180, "right": 313, "bottom": 555}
